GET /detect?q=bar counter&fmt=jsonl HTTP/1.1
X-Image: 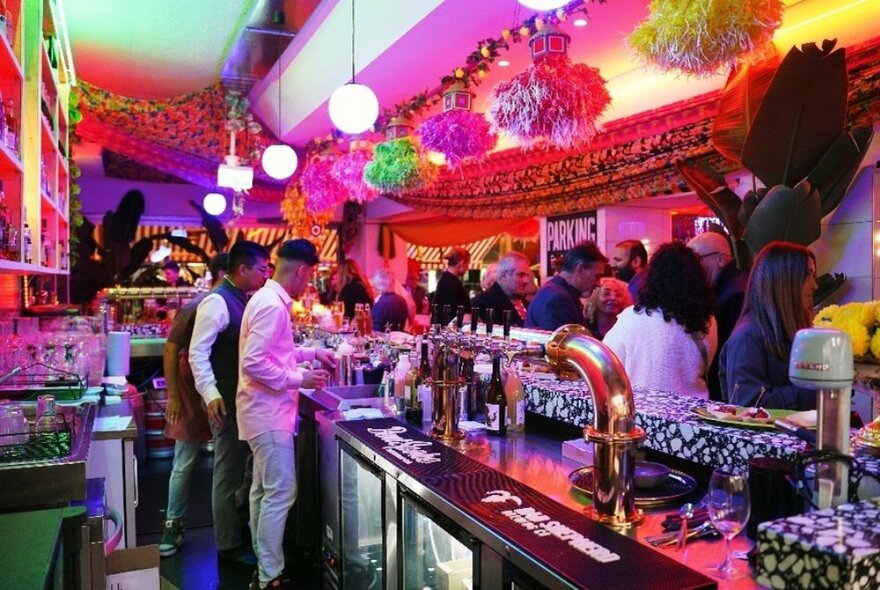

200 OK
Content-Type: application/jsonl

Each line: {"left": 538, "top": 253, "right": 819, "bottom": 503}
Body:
{"left": 517, "top": 372, "right": 880, "bottom": 478}
{"left": 435, "top": 424, "right": 758, "bottom": 588}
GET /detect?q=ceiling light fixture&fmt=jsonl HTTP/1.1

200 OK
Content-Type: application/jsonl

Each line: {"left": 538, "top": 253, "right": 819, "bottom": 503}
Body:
{"left": 498, "top": 59, "right": 511, "bottom": 67}
{"left": 573, "top": 18, "right": 588, "bottom": 27}
{"left": 261, "top": 47, "right": 298, "bottom": 180}
{"left": 203, "top": 193, "right": 227, "bottom": 216}
{"left": 518, "top": 0, "right": 568, "bottom": 11}
{"left": 328, "top": 0, "right": 379, "bottom": 134}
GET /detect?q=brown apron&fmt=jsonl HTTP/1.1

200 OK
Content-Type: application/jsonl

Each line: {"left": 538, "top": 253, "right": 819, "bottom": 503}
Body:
{"left": 163, "top": 350, "right": 212, "bottom": 442}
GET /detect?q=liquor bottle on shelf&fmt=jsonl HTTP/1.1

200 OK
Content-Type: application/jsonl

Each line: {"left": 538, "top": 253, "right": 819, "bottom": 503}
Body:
{"left": 0, "top": 1, "right": 13, "bottom": 45}
{"left": 0, "top": 180, "right": 7, "bottom": 256}
{"left": 485, "top": 355, "right": 507, "bottom": 436}
{"left": 22, "top": 219, "right": 31, "bottom": 264}
{"left": 58, "top": 239, "right": 67, "bottom": 270}
{"left": 40, "top": 219, "right": 51, "bottom": 267}
{"left": 5, "top": 98, "right": 16, "bottom": 153}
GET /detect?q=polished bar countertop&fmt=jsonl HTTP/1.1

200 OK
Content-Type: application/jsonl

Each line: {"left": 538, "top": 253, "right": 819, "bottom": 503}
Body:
{"left": 445, "top": 424, "right": 759, "bottom": 589}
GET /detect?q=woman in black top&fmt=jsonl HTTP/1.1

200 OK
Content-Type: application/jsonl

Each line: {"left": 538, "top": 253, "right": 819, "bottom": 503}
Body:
{"left": 336, "top": 259, "right": 375, "bottom": 319}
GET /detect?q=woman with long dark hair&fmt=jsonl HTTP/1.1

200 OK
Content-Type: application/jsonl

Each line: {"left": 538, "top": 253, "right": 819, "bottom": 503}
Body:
{"left": 720, "top": 242, "right": 818, "bottom": 409}
{"left": 336, "top": 259, "right": 375, "bottom": 319}
{"left": 604, "top": 241, "right": 717, "bottom": 398}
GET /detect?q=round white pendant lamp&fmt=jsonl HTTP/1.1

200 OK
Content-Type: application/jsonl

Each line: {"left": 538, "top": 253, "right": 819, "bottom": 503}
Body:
{"left": 329, "top": 0, "right": 379, "bottom": 135}
{"left": 518, "top": 0, "right": 568, "bottom": 10}
{"left": 261, "top": 144, "right": 299, "bottom": 180}
{"left": 329, "top": 83, "right": 379, "bottom": 134}
{"left": 203, "top": 192, "right": 227, "bottom": 216}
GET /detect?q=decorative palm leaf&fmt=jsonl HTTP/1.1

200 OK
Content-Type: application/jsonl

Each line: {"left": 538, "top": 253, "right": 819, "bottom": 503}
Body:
{"left": 188, "top": 199, "right": 229, "bottom": 253}
{"left": 809, "top": 125, "right": 874, "bottom": 217}
{"left": 711, "top": 49, "right": 781, "bottom": 163}
{"left": 813, "top": 272, "right": 847, "bottom": 309}
{"left": 106, "top": 189, "right": 145, "bottom": 244}
{"left": 742, "top": 40, "right": 847, "bottom": 188}
{"left": 119, "top": 237, "right": 154, "bottom": 279}
{"left": 674, "top": 159, "right": 744, "bottom": 237}
{"left": 743, "top": 180, "right": 820, "bottom": 256}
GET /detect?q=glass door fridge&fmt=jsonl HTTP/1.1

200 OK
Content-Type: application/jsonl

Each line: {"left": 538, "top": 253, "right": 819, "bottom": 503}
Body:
{"left": 340, "top": 443, "right": 386, "bottom": 590}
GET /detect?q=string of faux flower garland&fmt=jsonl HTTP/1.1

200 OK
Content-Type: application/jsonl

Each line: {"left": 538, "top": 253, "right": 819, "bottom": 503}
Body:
{"left": 628, "top": 0, "right": 784, "bottom": 77}
{"left": 304, "top": 0, "right": 600, "bottom": 157}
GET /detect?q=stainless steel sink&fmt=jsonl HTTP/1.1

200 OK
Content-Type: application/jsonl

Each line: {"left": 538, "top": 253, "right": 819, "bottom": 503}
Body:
{"left": 0, "top": 402, "right": 97, "bottom": 510}
{"left": 307, "top": 384, "right": 383, "bottom": 412}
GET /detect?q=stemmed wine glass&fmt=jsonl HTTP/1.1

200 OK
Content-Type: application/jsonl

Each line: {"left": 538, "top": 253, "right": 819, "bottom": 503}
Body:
{"left": 706, "top": 468, "right": 751, "bottom": 579}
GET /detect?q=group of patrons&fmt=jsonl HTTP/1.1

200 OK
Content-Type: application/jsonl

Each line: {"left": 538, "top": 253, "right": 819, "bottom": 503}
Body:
{"left": 533, "top": 235, "right": 818, "bottom": 410}
{"left": 320, "top": 233, "right": 819, "bottom": 411}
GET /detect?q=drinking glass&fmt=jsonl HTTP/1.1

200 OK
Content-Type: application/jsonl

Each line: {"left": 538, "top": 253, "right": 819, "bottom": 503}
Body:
{"left": 706, "top": 468, "right": 751, "bottom": 579}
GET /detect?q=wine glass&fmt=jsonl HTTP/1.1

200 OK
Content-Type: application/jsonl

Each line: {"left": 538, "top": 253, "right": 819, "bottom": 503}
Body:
{"left": 706, "top": 468, "right": 750, "bottom": 579}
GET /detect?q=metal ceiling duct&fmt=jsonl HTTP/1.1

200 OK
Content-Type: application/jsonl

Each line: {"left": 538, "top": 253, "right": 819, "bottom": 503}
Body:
{"left": 220, "top": 0, "right": 319, "bottom": 94}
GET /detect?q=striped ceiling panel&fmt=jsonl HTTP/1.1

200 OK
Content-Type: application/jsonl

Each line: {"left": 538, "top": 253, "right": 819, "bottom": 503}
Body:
{"left": 407, "top": 236, "right": 498, "bottom": 271}
{"left": 95, "top": 225, "right": 338, "bottom": 264}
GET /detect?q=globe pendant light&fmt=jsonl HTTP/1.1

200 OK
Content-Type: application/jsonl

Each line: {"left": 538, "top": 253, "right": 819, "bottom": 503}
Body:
{"left": 328, "top": 0, "right": 378, "bottom": 134}
{"left": 261, "top": 57, "right": 298, "bottom": 180}
{"left": 518, "top": 0, "right": 568, "bottom": 10}
{"left": 203, "top": 192, "right": 227, "bottom": 216}
{"left": 262, "top": 144, "right": 298, "bottom": 179}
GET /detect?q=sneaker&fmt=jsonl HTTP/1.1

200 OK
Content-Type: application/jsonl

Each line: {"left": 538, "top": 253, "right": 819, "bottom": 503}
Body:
{"left": 158, "top": 519, "right": 185, "bottom": 557}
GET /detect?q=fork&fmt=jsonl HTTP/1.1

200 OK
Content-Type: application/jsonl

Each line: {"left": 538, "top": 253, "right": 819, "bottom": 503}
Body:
{"left": 646, "top": 522, "right": 715, "bottom": 548}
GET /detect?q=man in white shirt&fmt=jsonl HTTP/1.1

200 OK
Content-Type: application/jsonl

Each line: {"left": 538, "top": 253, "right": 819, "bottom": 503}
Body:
{"left": 189, "top": 241, "right": 269, "bottom": 567}
{"left": 238, "top": 239, "right": 334, "bottom": 590}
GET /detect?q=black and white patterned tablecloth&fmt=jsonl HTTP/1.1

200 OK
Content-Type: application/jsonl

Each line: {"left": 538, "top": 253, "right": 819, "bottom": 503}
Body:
{"left": 520, "top": 374, "right": 880, "bottom": 476}
{"left": 756, "top": 499, "right": 880, "bottom": 589}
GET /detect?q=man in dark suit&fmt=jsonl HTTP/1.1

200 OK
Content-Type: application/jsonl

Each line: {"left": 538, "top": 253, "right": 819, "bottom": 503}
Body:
{"left": 472, "top": 251, "right": 532, "bottom": 327}
{"left": 432, "top": 246, "right": 471, "bottom": 314}
{"left": 688, "top": 231, "right": 746, "bottom": 401}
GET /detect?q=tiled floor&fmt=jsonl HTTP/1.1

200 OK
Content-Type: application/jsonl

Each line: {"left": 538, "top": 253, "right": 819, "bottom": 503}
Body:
{"left": 137, "top": 454, "right": 321, "bottom": 590}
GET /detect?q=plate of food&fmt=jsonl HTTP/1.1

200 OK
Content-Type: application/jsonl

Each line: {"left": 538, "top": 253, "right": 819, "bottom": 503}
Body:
{"left": 691, "top": 404, "right": 799, "bottom": 430}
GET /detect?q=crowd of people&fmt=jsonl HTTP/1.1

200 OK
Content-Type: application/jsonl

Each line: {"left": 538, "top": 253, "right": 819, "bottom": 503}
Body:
{"left": 154, "top": 232, "right": 819, "bottom": 589}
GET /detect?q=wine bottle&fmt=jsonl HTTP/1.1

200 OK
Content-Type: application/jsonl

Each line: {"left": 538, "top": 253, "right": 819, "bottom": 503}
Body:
{"left": 406, "top": 340, "right": 427, "bottom": 423}
{"left": 485, "top": 356, "right": 506, "bottom": 436}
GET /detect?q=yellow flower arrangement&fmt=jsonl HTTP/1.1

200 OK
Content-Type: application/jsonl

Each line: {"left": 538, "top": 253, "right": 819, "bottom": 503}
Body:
{"left": 813, "top": 301, "right": 880, "bottom": 358}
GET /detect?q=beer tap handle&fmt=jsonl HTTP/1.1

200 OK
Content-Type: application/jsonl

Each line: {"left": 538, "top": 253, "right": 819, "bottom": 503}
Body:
{"left": 443, "top": 305, "right": 452, "bottom": 327}
{"left": 470, "top": 307, "right": 480, "bottom": 333}
{"left": 502, "top": 309, "right": 512, "bottom": 339}
{"left": 456, "top": 305, "right": 465, "bottom": 331}
{"left": 485, "top": 308, "right": 495, "bottom": 336}
{"left": 431, "top": 304, "right": 440, "bottom": 327}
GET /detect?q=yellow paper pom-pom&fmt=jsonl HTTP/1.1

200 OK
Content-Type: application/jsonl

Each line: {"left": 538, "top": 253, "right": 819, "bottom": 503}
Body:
{"left": 501, "top": 29, "right": 511, "bottom": 41}
{"left": 839, "top": 302, "right": 874, "bottom": 328}
{"left": 478, "top": 70, "right": 487, "bottom": 79}
{"left": 480, "top": 46, "right": 490, "bottom": 58}
{"left": 556, "top": 9, "right": 566, "bottom": 20}
{"left": 519, "top": 26, "right": 530, "bottom": 37}
{"left": 454, "top": 68, "right": 465, "bottom": 79}
{"left": 535, "top": 18, "right": 545, "bottom": 31}
{"left": 814, "top": 304, "right": 839, "bottom": 327}
{"left": 840, "top": 319, "right": 871, "bottom": 357}
{"left": 871, "top": 331, "right": 880, "bottom": 359}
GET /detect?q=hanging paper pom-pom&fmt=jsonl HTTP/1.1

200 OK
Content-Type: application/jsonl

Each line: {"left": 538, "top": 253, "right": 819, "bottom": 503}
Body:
{"left": 488, "top": 54, "right": 610, "bottom": 150}
{"left": 418, "top": 110, "right": 497, "bottom": 169}
{"left": 330, "top": 150, "right": 378, "bottom": 204}
{"left": 301, "top": 158, "right": 347, "bottom": 213}
{"left": 364, "top": 138, "right": 438, "bottom": 193}
{"left": 628, "top": 0, "right": 784, "bottom": 77}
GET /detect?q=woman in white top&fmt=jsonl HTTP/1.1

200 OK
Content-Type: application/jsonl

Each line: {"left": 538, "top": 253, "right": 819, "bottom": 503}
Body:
{"left": 604, "top": 241, "right": 718, "bottom": 398}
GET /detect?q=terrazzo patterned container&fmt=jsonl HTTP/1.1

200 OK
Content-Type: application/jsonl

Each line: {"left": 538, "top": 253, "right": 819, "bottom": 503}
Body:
{"left": 755, "top": 499, "right": 880, "bottom": 589}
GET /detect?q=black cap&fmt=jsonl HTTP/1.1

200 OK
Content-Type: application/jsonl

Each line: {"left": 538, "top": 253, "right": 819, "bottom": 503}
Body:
{"left": 277, "top": 238, "right": 320, "bottom": 265}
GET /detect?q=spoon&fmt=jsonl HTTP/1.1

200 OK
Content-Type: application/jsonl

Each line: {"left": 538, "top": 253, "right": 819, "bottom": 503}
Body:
{"left": 678, "top": 502, "right": 696, "bottom": 550}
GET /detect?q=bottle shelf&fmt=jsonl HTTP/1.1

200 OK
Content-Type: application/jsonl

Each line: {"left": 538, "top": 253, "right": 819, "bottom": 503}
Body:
{"left": 0, "top": 259, "right": 64, "bottom": 275}
{"left": 0, "top": 140, "right": 22, "bottom": 174}
{"left": 0, "top": 27, "right": 23, "bottom": 82}
{"left": 40, "top": 189, "right": 62, "bottom": 217}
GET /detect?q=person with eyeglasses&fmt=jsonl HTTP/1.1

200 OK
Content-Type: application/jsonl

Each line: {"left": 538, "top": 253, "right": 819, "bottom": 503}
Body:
{"left": 525, "top": 241, "right": 608, "bottom": 332}
{"left": 688, "top": 231, "right": 747, "bottom": 401}
{"left": 189, "top": 240, "right": 270, "bottom": 568}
